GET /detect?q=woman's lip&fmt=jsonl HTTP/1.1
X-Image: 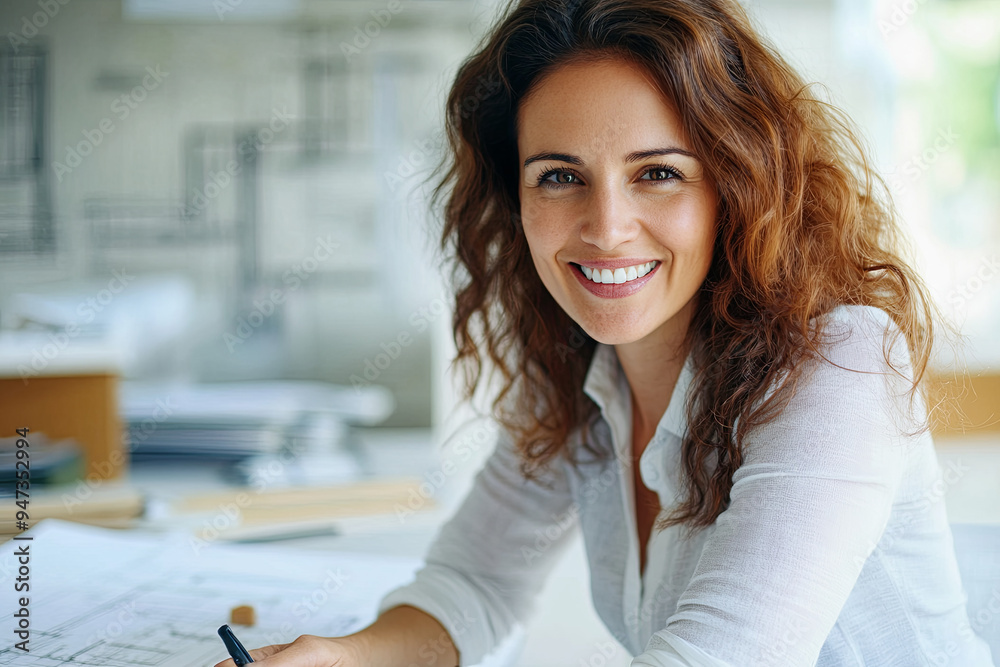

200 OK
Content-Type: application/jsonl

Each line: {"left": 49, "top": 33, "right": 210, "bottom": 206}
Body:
{"left": 572, "top": 258, "right": 658, "bottom": 271}
{"left": 569, "top": 261, "right": 659, "bottom": 299}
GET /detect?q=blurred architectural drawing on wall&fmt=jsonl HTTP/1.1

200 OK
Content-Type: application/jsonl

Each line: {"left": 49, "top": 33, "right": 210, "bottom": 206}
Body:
{"left": 0, "top": 1, "right": 486, "bottom": 428}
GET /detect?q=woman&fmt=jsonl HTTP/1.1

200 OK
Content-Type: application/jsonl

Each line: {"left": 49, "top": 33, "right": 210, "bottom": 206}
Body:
{"left": 217, "top": 0, "right": 995, "bottom": 664}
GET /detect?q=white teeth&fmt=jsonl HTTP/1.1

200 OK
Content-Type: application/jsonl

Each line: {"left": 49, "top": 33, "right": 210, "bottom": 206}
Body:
{"left": 580, "top": 261, "right": 657, "bottom": 284}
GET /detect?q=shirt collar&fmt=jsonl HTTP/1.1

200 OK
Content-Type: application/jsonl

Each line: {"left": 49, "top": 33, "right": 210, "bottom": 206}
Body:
{"left": 583, "top": 341, "right": 695, "bottom": 440}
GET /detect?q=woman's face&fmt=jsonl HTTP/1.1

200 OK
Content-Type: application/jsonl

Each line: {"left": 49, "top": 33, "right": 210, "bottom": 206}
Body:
{"left": 516, "top": 57, "right": 718, "bottom": 347}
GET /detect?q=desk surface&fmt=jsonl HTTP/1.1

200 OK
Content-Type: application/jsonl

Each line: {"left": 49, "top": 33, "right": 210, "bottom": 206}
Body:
{"left": 0, "top": 431, "right": 523, "bottom": 667}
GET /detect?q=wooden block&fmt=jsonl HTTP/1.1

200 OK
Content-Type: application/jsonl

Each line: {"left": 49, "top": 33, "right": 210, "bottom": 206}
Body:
{"left": 230, "top": 605, "right": 256, "bottom": 626}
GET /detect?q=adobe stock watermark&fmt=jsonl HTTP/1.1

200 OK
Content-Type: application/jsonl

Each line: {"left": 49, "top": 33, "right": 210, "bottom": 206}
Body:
{"left": 189, "top": 443, "right": 348, "bottom": 552}
{"left": 404, "top": 608, "right": 475, "bottom": 667}
{"left": 520, "top": 441, "right": 660, "bottom": 567}
{"left": 948, "top": 255, "right": 999, "bottom": 310}
{"left": 83, "top": 602, "right": 138, "bottom": 649}
{"left": 7, "top": 0, "right": 72, "bottom": 53}
{"left": 382, "top": 74, "right": 502, "bottom": 192}
{"left": 557, "top": 323, "right": 590, "bottom": 363}
{"left": 223, "top": 235, "right": 340, "bottom": 352}
{"left": 931, "top": 587, "right": 1000, "bottom": 666}
{"left": 188, "top": 467, "right": 372, "bottom": 644}
{"left": 349, "top": 295, "right": 450, "bottom": 391}
{"left": 119, "top": 396, "right": 177, "bottom": 454}
{"left": 625, "top": 584, "right": 674, "bottom": 637}
{"left": 578, "top": 640, "right": 620, "bottom": 667}
{"left": 878, "top": 0, "right": 931, "bottom": 38}
{"left": 213, "top": 0, "right": 250, "bottom": 20}
{"left": 185, "top": 107, "right": 293, "bottom": 218}
{"left": 291, "top": 568, "right": 351, "bottom": 622}
{"left": 459, "top": 73, "right": 502, "bottom": 120}
{"left": 212, "top": 0, "right": 312, "bottom": 23}
{"left": 17, "top": 269, "right": 135, "bottom": 383}
{"left": 851, "top": 457, "right": 970, "bottom": 575}
{"left": 52, "top": 65, "right": 170, "bottom": 183}
{"left": 519, "top": 451, "right": 635, "bottom": 566}
{"left": 393, "top": 419, "right": 500, "bottom": 523}
{"left": 59, "top": 394, "right": 177, "bottom": 517}
{"left": 521, "top": 503, "right": 580, "bottom": 565}
{"left": 384, "top": 134, "right": 442, "bottom": 193}
{"left": 885, "top": 126, "right": 959, "bottom": 196}
{"left": 969, "top": 587, "right": 1000, "bottom": 635}
{"left": 214, "top": 568, "right": 352, "bottom": 652}
{"left": 189, "top": 448, "right": 296, "bottom": 550}
{"left": 190, "top": 430, "right": 377, "bottom": 550}
{"left": 340, "top": 0, "right": 408, "bottom": 62}
{"left": 754, "top": 617, "right": 808, "bottom": 666}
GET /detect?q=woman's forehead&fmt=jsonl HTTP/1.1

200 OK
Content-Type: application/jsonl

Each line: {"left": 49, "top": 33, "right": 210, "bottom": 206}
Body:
{"left": 516, "top": 59, "right": 690, "bottom": 157}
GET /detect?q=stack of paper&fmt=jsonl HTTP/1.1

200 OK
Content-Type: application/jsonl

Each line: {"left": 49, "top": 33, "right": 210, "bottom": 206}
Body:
{"left": 0, "top": 434, "right": 84, "bottom": 491}
{"left": 119, "top": 380, "right": 394, "bottom": 461}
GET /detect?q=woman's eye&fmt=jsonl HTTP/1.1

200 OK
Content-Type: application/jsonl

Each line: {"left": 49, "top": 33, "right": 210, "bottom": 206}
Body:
{"left": 641, "top": 166, "right": 681, "bottom": 181}
{"left": 538, "top": 170, "right": 578, "bottom": 186}
{"left": 536, "top": 165, "right": 682, "bottom": 187}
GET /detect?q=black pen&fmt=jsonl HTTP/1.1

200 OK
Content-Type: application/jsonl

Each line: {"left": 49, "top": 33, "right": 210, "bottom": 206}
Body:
{"left": 218, "top": 624, "right": 255, "bottom": 665}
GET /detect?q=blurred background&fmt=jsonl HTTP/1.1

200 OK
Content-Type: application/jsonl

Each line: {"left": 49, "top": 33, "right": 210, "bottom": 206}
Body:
{"left": 0, "top": 0, "right": 483, "bottom": 428}
{"left": 0, "top": 0, "right": 998, "bottom": 665}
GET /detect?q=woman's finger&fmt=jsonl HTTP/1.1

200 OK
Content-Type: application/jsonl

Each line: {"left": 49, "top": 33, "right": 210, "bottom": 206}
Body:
{"left": 212, "top": 642, "right": 291, "bottom": 667}
{"left": 249, "top": 635, "right": 347, "bottom": 667}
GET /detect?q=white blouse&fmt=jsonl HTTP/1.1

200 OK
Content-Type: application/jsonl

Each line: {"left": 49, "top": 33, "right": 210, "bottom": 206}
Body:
{"left": 377, "top": 305, "right": 996, "bottom": 666}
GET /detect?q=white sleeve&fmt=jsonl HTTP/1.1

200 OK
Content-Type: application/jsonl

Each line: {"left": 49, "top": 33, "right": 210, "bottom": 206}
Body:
{"left": 630, "top": 306, "right": 918, "bottom": 666}
{"left": 376, "top": 424, "right": 579, "bottom": 666}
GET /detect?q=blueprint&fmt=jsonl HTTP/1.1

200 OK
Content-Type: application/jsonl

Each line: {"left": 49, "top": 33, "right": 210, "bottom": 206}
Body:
{"left": 0, "top": 519, "right": 424, "bottom": 666}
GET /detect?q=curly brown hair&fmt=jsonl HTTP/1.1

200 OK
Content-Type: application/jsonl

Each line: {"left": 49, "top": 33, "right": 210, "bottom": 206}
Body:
{"left": 424, "top": 0, "right": 941, "bottom": 537}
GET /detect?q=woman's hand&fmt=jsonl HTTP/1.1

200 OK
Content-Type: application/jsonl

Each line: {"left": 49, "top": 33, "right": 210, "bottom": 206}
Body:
{"left": 213, "top": 633, "right": 365, "bottom": 667}
{"left": 211, "top": 605, "right": 458, "bottom": 667}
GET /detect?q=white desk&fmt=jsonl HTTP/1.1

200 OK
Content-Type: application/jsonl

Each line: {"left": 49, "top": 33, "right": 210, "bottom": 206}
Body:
{"left": 121, "top": 426, "right": 524, "bottom": 666}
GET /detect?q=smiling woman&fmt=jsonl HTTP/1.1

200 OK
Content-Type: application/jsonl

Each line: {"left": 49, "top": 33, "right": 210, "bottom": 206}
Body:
{"left": 213, "top": 1, "right": 997, "bottom": 666}
{"left": 516, "top": 57, "right": 716, "bottom": 358}
{"left": 514, "top": 56, "right": 722, "bottom": 585}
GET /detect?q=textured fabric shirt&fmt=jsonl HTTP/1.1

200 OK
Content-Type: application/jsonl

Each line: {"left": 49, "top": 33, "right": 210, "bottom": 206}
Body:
{"left": 377, "top": 305, "right": 996, "bottom": 666}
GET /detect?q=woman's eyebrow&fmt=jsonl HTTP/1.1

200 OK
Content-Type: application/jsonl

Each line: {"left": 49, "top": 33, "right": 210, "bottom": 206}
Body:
{"left": 522, "top": 146, "right": 698, "bottom": 169}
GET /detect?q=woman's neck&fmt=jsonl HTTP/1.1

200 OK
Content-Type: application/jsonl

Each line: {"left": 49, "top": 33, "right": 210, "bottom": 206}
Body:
{"left": 614, "top": 297, "right": 696, "bottom": 435}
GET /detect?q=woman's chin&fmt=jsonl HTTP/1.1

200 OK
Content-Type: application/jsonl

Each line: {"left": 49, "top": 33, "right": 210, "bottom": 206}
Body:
{"left": 572, "top": 317, "right": 651, "bottom": 347}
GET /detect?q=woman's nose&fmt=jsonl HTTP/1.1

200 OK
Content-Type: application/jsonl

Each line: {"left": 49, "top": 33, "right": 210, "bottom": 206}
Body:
{"left": 578, "top": 186, "right": 640, "bottom": 251}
